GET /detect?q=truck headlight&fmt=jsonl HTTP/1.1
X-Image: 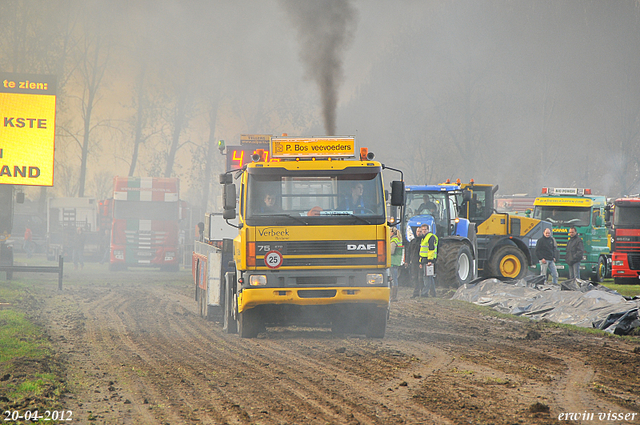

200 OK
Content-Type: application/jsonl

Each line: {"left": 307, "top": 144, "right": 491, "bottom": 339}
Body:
{"left": 164, "top": 251, "right": 175, "bottom": 261}
{"left": 114, "top": 250, "right": 124, "bottom": 260}
{"left": 613, "top": 261, "right": 624, "bottom": 266}
{"left": 366, "top": 274, "right": 384, "bottom": 285}
{"left": 249, "top": 275, "right": 267, "bottom": 286}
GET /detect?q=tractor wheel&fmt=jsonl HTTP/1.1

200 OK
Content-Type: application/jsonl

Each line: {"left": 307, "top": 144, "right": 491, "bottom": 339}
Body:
{"left": 488, "top": 245, "right": 527, "bottom": 280}
{"left": 437, "top": 241, "right": 474, "bottom": 287}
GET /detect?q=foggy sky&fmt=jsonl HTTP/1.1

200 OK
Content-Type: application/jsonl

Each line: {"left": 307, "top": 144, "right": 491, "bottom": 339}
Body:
{"left": 2, "top": 0, "right": 640, "bottom": 204}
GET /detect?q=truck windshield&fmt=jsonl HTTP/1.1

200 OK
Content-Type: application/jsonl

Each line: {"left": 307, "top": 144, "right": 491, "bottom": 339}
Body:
{"left": 615, "top": 205, "right": 640, "bottom": 227}
{"left": 534, "top": 206, "right": 591, "bottom": 226}
{"left": 114, "top": 201, "right": 179, "bottom": 221}
{"left": 246, "top": 169, "right": 385, "bottom": 225}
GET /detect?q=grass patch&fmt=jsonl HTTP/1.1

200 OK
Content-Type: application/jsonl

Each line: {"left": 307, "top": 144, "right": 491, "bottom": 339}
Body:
{"left": 601, "top": 282, "right": 640, "bottom": 297}
{"left": 0, "top": 276, "right": 66, "bottom": 410}
{"left": 0, "top": 310, "right": 51, "bottom": 364}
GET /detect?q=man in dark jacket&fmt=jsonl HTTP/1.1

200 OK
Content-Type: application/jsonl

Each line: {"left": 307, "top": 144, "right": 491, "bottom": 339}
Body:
{"left": 565, "top": 226, "right": 584, "bottom": 280}
{"left": 536, "top": 228, "right": 558, "bottom": 284}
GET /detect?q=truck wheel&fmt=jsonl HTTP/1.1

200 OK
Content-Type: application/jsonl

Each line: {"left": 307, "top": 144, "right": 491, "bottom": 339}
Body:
{"left": 438, "top": 241, "right": 474, "bottom": 287}
{"left": 593, "top": 257, "right": 606, "bottom": 283}
{"left": 199, "top": 286, "right": 210, "bottom": 319}
{"left": 238, "top": 307, "right": 260, "bottom": 338}
{"left": 365, "top": 307, "right": 387, "bottom": 338}
{"left": 223, "top": 274, "right": 237, "bottom": 334}
{"left": 488, "top": 245, "right": 527, "bottom": 280}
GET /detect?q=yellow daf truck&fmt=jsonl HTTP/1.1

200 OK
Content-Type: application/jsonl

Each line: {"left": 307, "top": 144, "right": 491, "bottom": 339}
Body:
{"left": 205, "top": 136, "right": 404, "bottom": 338}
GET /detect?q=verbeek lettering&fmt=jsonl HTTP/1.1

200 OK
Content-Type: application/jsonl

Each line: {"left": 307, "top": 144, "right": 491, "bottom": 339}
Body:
{"left": 258, "top": 228, "right": 290, "bottom": 238}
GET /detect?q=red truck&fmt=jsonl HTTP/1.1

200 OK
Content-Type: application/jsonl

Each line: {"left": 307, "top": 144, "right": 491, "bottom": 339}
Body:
{"left": 108, "top": 176, "right": 183, "bottom": 271}
{"left": 607, "top": 197, "right": 640, "bottom": 284}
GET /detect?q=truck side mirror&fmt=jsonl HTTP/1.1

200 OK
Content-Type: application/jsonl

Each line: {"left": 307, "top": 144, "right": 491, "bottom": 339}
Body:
{"left": 223, "top": 184, "right": 236, "bottom": 220}
{"left": 390, "top": 181, "right": 404, "bottom": 206}
{"left": 462, "top": 189, "right": 472, "bottom": 202}
{"left": 604, "top": 207, "right": 611, "bottom": 223}
{"left": 219, "top": 173, "right": 233, "bottom": 184}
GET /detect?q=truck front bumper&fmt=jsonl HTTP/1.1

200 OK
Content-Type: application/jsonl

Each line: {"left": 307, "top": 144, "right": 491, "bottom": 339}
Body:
{"left": 238, "top": 286, "right": 389, "bottom": 313}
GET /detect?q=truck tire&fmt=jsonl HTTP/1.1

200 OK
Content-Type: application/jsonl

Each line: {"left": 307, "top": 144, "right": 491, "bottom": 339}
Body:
{"left": 199, "top": 286, "right": 207, "bottom": 318}
{"left": 592, "top": 257, "right": 606, "bottom": 283}
{"left": 223, "top": 274, "right": 237, "bottom": 334}
{"left": 488, "top": 245, "right": 527, "bottom": 280}
{"left": 438, "top": 241, "right": 474, "bottom": 287}
{"left": 238, "top": 307, "right": 260, "bottom": 338}
{"left": 365, "top": 307, "right": 388, "bottom": 338}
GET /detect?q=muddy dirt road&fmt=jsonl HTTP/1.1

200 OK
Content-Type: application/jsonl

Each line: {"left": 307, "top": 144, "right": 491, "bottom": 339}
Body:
{"left": 22, "top": 269, "right": 640, "bottom": 424}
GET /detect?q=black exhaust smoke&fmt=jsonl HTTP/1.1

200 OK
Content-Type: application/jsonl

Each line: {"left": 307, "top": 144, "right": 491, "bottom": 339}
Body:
{"left": 281, "top": 0, "right": 357, "bottom": 135}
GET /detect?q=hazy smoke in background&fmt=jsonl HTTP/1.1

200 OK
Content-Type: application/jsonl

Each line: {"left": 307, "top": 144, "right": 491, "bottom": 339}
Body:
{"left": 281, "top": 0, "right": 357, "bottom": 135}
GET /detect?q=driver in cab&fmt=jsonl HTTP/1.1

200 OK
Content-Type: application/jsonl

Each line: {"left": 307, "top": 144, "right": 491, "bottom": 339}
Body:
{"left": 340, "top": 182, "right": 367, "bottom": 213}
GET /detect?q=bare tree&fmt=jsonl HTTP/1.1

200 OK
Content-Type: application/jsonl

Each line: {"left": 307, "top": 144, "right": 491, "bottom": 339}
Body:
{"left": 74, "top": 16, "right": 111, "bottom": 197}
{"left": 163, "top": 74, "right": 196, "bottom": 178}
{"left": 91, "top": 170, "right": 113, "bottom": 200}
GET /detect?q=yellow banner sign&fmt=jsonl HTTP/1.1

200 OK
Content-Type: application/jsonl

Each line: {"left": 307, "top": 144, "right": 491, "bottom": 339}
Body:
{"left": 1, "top": 73, "right": 56, "bottom": 186}
{"left": 534, "top": 197, "right": 593, "bottom": 207}
{"left": 271, "top": 137, "right": 355, "bottom": 158}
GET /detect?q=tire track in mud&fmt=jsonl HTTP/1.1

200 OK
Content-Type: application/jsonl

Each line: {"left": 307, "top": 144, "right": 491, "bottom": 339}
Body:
{"left": 146, "top": 287, "right": 418, "bottom": 424}
{"left": 103, "top": 283, "right": 454, "bottom": 424}
{"left": 42, "top": 279, "right": 640, "bottom": 425}
{"left": 76, "top": 287, "right": 185, "bottom": 424}
{"left": 95, "top": 285, "right": 371, "bottom": 424}
{"left": 90, "top": 286, "right": 254, "bottom": 424}
{"left": 391, "top": 296, "right": 639, "bottom": 423}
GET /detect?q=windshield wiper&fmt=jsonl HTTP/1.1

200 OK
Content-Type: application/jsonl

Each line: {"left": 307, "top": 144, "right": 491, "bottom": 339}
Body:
{"left": 254, "top": 213, "right": 308, "bottom": 225}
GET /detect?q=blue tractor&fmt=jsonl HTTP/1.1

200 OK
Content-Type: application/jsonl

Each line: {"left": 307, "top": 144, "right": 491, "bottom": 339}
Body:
{"left": 400, "top": 184, "right": 477, "bottom": 287}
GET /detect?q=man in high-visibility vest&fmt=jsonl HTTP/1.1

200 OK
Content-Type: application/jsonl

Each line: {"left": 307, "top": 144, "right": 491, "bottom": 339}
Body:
{"left": 389, "top": 227, "right": 404, "bottom": 301}
{"left": 419, "top": 223, "right": 438, "bottom": 297}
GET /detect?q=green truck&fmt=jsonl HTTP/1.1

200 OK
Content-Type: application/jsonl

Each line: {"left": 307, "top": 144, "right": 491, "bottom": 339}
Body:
{"left": 532, "top": 187, "right": 610, "bottom": 281}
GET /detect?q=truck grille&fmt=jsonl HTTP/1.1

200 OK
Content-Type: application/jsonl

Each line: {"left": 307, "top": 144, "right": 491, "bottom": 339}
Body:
{"left": 124, "top": 230, "right": 168, "bottom": 248}
{"left": 628, "top": 254, "right": 640, "bottom": 270}
{"left": 616, "top": 239, "right": 640, "bottom": 253}
{"left": 554, "top": 234, "right": 569, "bottom": 256}
{"left": 255, "top": 240, "right": 380, "bottom": 268}
{"left": 297, "top": 290, "right": 337, "bottom": 298}
{"left": 283, "top": 257, "right": 378, "bottom": 267}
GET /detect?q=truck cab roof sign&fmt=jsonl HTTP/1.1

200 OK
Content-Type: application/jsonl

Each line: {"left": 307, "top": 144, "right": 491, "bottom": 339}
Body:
{"left": 542, "top": 187, "right": 591, "bottom": 196}
{"left": 270, "top": 137, "right": 355, "bottom": 158}
{"left": 534, "top": 197, "right": 593, "bottom": 207}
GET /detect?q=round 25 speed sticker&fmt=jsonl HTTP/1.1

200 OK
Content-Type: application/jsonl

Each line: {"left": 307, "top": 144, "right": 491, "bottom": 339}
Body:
{"left": 264, "top": 250, "right": 283, "bottom": 269}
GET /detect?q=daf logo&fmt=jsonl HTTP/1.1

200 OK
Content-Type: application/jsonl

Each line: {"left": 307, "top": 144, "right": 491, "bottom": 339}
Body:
{"left": 347, "top": 244, "right": 376, "bottom": 251}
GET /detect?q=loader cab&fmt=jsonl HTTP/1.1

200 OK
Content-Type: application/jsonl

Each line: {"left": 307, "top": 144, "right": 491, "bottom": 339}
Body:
{"left": 458, "top": 183, "right": 496, "bottom": 226}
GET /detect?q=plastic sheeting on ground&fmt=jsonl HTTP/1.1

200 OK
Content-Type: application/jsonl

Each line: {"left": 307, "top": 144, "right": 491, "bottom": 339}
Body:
{"left": 451, "top": 276, "right": 640, "bottom": 335}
